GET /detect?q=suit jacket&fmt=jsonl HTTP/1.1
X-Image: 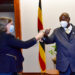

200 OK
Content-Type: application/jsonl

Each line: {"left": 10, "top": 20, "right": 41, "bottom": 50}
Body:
{"left": 43, "top": 24, "right": 75, "bottom": 72}
{"left": 0, "top": 32, "right": 37, "bottom": 72}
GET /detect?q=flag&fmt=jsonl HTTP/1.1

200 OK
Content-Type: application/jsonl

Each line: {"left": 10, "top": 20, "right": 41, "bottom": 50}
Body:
{"left": 38, "top": 0, "right": 46, "bottom": 72}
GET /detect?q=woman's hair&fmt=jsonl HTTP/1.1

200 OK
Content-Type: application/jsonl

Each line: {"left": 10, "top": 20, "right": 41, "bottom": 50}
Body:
{"left": 0, "top": 17, "right": 12, "bottom": 32}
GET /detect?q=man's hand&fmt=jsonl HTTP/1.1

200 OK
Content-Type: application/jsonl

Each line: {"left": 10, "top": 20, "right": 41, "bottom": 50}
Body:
{"left": 44, "top": 28, "right": 51, "bottom": 36}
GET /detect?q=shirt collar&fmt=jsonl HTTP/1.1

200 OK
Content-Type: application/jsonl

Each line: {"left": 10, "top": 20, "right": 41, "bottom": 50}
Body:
{"left": 64, "top": 24, "right": 72, "bottom": 34}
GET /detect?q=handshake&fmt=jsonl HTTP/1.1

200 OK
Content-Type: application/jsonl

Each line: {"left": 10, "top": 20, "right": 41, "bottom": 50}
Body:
{"left": 35, "top": 29, "right": 51, "bottom": 41}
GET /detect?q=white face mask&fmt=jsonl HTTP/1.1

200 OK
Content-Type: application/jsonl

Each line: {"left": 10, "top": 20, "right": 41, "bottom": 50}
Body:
{"left": 60, "top": 21, "right": 68, "bottom": 28}
{"left": 9, "top": 25, "right": 15, "bottom": 33}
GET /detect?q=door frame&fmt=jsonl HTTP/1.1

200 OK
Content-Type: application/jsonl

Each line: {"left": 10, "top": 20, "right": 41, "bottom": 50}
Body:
{"left": 14, "top": 1, "right": 23, "bottom": 73}
{"left": 14, "top": 0, "right": 22, "bottom": 39}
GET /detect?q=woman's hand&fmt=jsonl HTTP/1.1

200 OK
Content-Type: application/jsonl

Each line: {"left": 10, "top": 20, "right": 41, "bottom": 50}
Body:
{"left": 35, "top": 32, "right": 44, "bottom": 41}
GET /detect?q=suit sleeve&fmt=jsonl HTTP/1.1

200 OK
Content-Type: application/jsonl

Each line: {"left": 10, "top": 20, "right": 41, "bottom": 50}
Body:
{"left": 43, "top": 30, "right": 55, "bottom": 44}
{"left": 7, "top": 35, "right": 37, "bottom": 49}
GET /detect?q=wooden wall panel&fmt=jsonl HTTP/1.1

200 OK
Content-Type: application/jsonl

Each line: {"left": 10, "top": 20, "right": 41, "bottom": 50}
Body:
{"left": 0, "top": 0, "right": 14, "bottom": 12}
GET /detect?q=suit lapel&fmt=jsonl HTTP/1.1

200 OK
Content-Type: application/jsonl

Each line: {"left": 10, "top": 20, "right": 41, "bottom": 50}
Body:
{"left": 59, "top": 27, "right": 68, "bottom": 41}
{"left": 70, "top": 25, "right": 75, "bottom": 40}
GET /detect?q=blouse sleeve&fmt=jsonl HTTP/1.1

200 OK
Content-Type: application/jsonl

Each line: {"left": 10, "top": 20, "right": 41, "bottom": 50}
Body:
{"left": 7, "top": 34, "right": 37, "bottom": 49}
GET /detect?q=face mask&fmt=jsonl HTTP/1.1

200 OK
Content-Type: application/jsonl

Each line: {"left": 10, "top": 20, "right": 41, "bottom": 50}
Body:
{"left": 9, "top": 25, "right": 15, "bottom": 33}
{"left": 60, "top": 21, "right": 68, "bottom": 28}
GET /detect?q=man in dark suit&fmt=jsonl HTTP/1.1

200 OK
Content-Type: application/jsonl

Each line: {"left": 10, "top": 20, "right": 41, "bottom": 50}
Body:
{"left": 43, "top": 12, "right": 75, "bottom": 75}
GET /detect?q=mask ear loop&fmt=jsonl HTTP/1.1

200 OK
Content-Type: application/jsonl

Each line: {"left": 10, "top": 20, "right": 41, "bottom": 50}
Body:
{"left": 4, "top": 23, "right": 8, "bottom": 32}
{"left": 5, "top": 20, "right": 11, "bottom": 32}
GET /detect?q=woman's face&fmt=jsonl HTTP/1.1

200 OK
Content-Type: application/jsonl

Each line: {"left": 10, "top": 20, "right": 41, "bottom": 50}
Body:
{"left": 6, "top": 21, "right": 14, "bottom": 34}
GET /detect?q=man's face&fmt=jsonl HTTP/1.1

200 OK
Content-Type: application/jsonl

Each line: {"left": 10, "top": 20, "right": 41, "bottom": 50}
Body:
{"left": 59, "top": 13, "right": 70, "bottom": 28}
{"left": 59, "top": 13, "right": 70, "bottom": 23}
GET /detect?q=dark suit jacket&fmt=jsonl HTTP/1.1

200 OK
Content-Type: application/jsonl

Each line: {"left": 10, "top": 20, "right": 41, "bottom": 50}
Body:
{"left": 43, "top": 24, "right": 75, "bottom": 72}
{"left": 0, "top": 32, "right": 37, "bottom": 72}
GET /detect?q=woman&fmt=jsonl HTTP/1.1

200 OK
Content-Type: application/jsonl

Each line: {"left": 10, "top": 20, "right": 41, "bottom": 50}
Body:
{"left": 0, "top": 17, "right": 44, "bottom": 75}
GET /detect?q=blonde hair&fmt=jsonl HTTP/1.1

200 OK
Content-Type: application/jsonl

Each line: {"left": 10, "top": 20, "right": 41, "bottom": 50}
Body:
{"left": 0, "top": 17, "right": 13, "bottom": 32}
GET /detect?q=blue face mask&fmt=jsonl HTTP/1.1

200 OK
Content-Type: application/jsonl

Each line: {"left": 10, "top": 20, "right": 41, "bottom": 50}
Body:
{"left": 9, "top": 25, "right": 15, "bottom": 33}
